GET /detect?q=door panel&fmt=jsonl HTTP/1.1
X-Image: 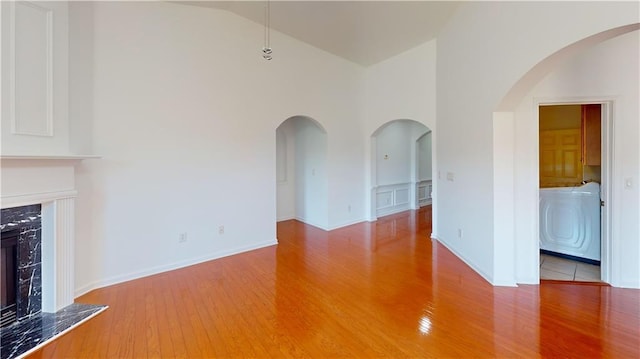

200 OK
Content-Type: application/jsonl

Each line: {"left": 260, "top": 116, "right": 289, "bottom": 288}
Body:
{"left": 540, "top": 129, "right": 582, "bottom": 187}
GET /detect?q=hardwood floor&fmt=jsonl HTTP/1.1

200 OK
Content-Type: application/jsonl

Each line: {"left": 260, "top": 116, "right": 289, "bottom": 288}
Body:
{"left": 27, "top": 206, "right": 639, "bottom": 358}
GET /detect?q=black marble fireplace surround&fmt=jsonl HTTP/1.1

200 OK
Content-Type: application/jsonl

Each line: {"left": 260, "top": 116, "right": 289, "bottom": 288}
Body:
{"left": 1, "top": 205, "right": 42, "bottom": 328}
{"left": 0, "top": 205, "right": 108, "bottom": 359}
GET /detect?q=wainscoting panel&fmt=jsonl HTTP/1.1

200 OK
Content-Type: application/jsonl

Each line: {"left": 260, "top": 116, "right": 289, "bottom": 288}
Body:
{"left": 376, "top": 190, "right": 394, "bottom": 209}
{"left": 395, "top": 188, "right": 409, "bottom": 205}
{"left": 376, "top": 183, "right": 411, "bottom": 217}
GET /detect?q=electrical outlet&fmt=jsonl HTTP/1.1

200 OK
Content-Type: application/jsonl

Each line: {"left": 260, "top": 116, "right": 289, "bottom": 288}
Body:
{"left": 348, "top": 204, "right": 351, "bottom": 212}
{"left": 178, "top": 232, "right": 187, "bottom": 243}
{"left": 218, "top": 225, "right": 224, "bottom": 235}
{"left": 457, "top": 228, "right": 463, "bottom": 238}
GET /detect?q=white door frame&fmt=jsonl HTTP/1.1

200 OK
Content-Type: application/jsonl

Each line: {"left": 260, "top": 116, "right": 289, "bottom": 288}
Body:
{"left": 535, "top": 98, "right": 613, "bottom": 283}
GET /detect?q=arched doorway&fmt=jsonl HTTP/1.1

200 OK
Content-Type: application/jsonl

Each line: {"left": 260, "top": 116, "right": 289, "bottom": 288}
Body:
{"left": 275, "top": 115, "right": 328, "bottom": 230}
{"left": 495, "top": 25, "right": 640, "bottom": 286}
{"left": 369, "top": 120, "right": 432, "bottom": 220}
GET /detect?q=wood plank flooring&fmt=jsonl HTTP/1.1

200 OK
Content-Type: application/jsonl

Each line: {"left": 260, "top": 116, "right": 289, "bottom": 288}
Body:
{"left": 26, "top": 206, "right": 640, "bottom": 358}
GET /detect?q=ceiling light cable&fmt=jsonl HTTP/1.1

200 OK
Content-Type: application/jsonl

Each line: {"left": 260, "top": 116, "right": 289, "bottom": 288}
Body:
{"left": 262, "top": 0, "right": 273, "bottom": 60}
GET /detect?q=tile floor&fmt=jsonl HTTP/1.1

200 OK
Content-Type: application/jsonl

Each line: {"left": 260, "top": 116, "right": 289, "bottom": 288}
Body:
{"left": 540, "top": 253, "right": 601, "bottom": 282}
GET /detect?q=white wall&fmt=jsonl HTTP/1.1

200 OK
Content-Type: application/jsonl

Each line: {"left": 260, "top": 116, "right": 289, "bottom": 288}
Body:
{"left": 364, "top": 41, "right": 436, "bottom": 134}
{"left": 436, "top": 1, "right": 639, "bottom": 285}
{"left": 417, "top": 132, "right": 432, "bottom": 181}
{"left": 68, "top": 1, "right": 94, "bottom": 155}
{"left": 364, "top": 40, "right": 437, "bottom": 222}
{"left": 71, "top": 2, "right": 366, "bottom": 294}
{"left": 276, "top": 122, "right": 295, "bottom": 221}
{"left": 375, "top": 121, "right": 412, "bottom": 185}
{"left": 2, "top": 0, "right": 436, "bottom": 292}
{"left": 325, "top": 106, "right": 366, "bottom": 230}
{"left": 514, "top": 30, "right": 640, "bottom": 288}
{"left": 293, "top": 117, "right": 328, "bottom": 229}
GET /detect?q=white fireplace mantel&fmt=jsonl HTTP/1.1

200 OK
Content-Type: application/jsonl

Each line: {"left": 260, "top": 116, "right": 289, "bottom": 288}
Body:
{"left": 1, "top": 154, "right": 100, "bottom": 161}
{"left": 1, "top": 155, "right": 98, "bottom": 313}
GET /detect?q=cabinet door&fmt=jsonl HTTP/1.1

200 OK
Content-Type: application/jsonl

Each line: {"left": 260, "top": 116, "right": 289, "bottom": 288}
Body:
{"left": 582, "top": 104, "right": 601, "bottom": 166}
{"left": 540, "top": 129, "right": 582, "bottom": 187}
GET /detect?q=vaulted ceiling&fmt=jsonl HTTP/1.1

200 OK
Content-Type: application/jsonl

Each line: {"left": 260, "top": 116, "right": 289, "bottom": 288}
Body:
{"left": 177, "top": 1, "right": 459, "bottom": 66}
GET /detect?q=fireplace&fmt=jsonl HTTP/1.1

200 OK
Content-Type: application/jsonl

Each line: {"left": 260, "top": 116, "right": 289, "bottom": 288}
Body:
{"left": 1, "top": 229, "right": 18, "bottom": 327}
{"left": 0, "top": 156, "right": 81, "bottom": 317}
{"left": 0, "top": 205, "right": 43, "bottom": 329}
{"left": 0, "top": 157, "right": 108, "bottom": 359}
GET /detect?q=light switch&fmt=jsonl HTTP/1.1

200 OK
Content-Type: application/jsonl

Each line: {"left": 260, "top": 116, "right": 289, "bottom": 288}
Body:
{"left": 625, "top": 177, "right": 633, "bottom": 189}
{"left": 447, "top": 172, "right": 454, "bottom": 181}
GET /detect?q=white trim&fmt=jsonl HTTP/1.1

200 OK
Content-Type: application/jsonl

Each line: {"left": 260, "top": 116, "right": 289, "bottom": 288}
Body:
{"left": 376, "top": 189, "right": 394, "bottom": 209}
{"left": 1, "top": 154, "right": 100, "bottom": 160}
{"left": 600, "top": 102, "right": 613, "bottom": 285}
{"left": 376, "top": 205, "right": 411, "bottom": 218}
{"left": 276, "top": 214, "right": 296, "bottom": 222}
{"left": 327, "top": 217, "right": 366, "bottom": 231}
{"left": 9, "top": 1, "right": 54, "bottom": 137}
{"left": 376, "top": 182, "right": 412, "bottom": 187}
{"left": 294, "top": 216, "right": 328, "bottom": 231}
{"left": 534, "top": 97, "right": 615, "bottom": 285}
{"left": 276, "top": 216, "right": 366, "bottom": 232}
{"left": 375, "top": 182, "right": 412, "bottom": 217}
{"left": 1, "top": 189, "right": 77, "bottom": 209}
{"left": 2, "top": 195, "right": 78, "bottom": 313}
{"left": 74, "top": 240, "right": 278, "bottom": 298}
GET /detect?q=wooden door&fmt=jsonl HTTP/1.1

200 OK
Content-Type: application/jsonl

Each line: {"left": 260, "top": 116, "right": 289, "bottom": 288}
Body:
{"left": 582, "top": 104, "right": 601, "bottom": 166}
{"left": 540, "top": 129, "right": 582, "bottom": 187}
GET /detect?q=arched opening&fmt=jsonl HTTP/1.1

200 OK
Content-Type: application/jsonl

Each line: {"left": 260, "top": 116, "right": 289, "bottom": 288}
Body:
{"left": 494, "top": 24, "right": 639, "bottom": 287}
{"left": 370, "top": 120, "right": 432, "bottom": 220}
{"left": 275, "top": 115, "right": 328, "bottom": 231}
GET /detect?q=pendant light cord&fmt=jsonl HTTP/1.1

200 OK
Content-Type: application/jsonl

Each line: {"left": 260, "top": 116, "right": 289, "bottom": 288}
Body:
{"left": 263, "top": 0, "right": 272, "bottom": 60}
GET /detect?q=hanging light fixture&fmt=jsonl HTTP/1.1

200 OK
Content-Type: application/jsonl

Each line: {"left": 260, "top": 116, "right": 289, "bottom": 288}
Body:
{"left": 262, "top": 0, "right": 273, "bottom": 60}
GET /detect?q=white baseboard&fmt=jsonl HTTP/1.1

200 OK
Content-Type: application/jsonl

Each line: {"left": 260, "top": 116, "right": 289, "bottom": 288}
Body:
{"left": 294, "top": 216, "right": 328, "bottom": 231}
{"left": 327, "top": 217, "right": 366, "bottom": 231}
{"left": 276, "top": 215, "right": 296, "bottom": 222}
{"left": 278, "top": 216, "right": 366, "bottom": 231}
{"left": 74, "top": 239, "right": 277, "bottom": 298}
{"left": 617, "top": 280, "right": 640, "bottom": 289}
{"left": 376, "top": 204, "right": 410, "bottom": 218}
{"left": 516, "top": 276, "right": 539, "bottom": 285}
